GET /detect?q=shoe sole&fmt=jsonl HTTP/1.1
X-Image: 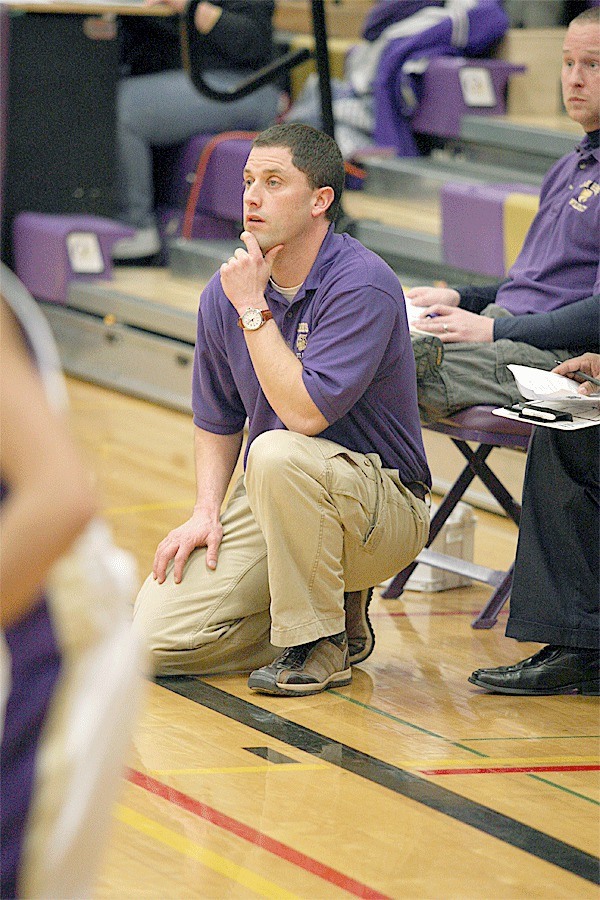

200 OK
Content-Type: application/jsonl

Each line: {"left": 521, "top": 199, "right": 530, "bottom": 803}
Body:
{"left": 248, "top": 668, "right": 352, "bottom": 697}
{"left": 348, "top": 587, "right": 375, "bottom": 666}
{"left": 468, "top": 675, "right": 600, "bottom": 696}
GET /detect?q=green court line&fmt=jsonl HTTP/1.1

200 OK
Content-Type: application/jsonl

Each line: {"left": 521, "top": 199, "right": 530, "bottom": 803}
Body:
{"left": 526, "top": 775, "right": 599, "bottom": 805}
{"left": 329, "top": 691, "right": 488, "bottom": 758}
{"left": 466, "top": 734, "right": 600, "bottom": 742}
{"left": 331, "top": 691, "right": 599, "bottom": 804}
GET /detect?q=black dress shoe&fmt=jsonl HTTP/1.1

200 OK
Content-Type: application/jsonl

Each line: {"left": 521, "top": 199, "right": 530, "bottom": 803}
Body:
{"left": 468, "top": 645, "right": 600, "bottom": 695}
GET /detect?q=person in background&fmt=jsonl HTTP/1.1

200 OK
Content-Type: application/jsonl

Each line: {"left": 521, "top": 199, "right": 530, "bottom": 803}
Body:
{"left": 407, "top": 8, "right": 600, "bottom": 421}
{"left": 469, "top": 352, "right": 599, "bottom": 695}
{"left": 134, "top": 123, "right": 431, "bottom": 697}
{"left": 0, "top": 266, "right": 143, "bottom": 897}
{"left": 113, "top": 0, "right": 279, "bottom": 260}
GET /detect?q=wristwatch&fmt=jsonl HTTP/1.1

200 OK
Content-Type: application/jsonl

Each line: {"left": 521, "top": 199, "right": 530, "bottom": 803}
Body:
{"left": 237, "top": 308, "right": 273, "bottom": 331}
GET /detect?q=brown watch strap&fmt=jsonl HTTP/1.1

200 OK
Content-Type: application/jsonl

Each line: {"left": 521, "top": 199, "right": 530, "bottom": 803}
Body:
{"left": 237, "top": 309, "right": 273, "bottom": 329}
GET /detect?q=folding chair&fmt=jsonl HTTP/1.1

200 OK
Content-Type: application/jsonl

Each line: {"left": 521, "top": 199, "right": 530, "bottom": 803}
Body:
{"left": 382, "top": 406, "right": 532, "bottom": 628}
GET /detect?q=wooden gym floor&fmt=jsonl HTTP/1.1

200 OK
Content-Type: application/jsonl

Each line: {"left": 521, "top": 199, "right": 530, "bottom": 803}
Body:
{"left": 65, "top": 377, "right": 599, "bottom": 899}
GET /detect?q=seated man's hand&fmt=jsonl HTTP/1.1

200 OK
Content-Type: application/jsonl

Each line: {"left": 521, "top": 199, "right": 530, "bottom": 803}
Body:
{"left": 554, "top": 352, "right": 600, "bottom": 397}
{"left": 406, "top": 286, "right": 461, "bottom": 307}
{"left": 152, "top": 512, "right": 224, "bottom": 585}
{"left": 412, "top": 305, "right": 494, "bottom": 343}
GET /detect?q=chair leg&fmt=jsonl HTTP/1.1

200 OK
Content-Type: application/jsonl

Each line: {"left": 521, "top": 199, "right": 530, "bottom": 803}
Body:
{"left": 382, "top": 447, "right": 486, "bottom": 599}
{"left": 452, "top": 439, "right": 522, "bottom": 525}
{"left": 381, "top": 559, "right": 418, "bottom": 598}
{"left": 383, "top": 438, "right": 521, "bottom": 617}
{"left": 471, "top": 565, "right": 513, "bottom": 629}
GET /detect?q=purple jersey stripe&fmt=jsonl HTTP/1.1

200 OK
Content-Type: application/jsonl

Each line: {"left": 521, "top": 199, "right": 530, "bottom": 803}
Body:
{"left": 1, "top": 598, "right": 61, "bottom": 898}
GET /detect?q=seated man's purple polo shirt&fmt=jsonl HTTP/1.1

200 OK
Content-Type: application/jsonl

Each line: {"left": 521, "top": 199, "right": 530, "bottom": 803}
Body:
{"left": 192, "top": 225, "right": 430, "bottom": 489}
{"left": 496, "top": 133, "right": 600, "bottom": 316}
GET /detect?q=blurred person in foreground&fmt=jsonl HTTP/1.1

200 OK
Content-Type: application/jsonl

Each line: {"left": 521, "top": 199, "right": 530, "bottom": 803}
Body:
{"left": 0, "top": 266, "right": 144, "bottom": 897}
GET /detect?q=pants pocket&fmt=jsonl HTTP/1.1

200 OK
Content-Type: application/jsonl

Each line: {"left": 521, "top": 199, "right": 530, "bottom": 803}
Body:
{"left": 316, "top": 440, "right": 383, "bottom": 549}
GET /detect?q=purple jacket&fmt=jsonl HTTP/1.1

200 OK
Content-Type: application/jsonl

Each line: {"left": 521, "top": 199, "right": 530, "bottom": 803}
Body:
{"left": 372, "top": 1, "right": 509, "bottom": 154}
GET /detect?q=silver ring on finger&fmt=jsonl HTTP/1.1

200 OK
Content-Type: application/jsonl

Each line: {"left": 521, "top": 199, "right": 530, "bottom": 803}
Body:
{"left": 442, "top": 323, "right": 449, "bottom": 333}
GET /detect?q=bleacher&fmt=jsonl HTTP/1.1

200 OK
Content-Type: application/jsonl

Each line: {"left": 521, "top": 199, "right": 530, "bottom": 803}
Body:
{"left": 6, "top": 2, "right": 586, "bottom": 510}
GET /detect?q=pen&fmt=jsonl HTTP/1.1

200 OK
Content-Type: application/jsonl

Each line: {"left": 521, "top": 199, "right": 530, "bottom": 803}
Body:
{"left": 553, "top": 360, "right": 600, "bottom": 388}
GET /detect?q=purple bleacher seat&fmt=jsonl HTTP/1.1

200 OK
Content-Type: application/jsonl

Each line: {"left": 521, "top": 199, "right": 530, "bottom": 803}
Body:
{"left": 383, "top": 405, "right": 532, "bottom": 628}
{"left": 158, "top": 133, "right": 254, "bottom": 244}
{"left": 12, "top": 212, "right": 133, "bottom": 304}
{"left": 158, "top": 207, "right": 239, "bottom": 243}
{"left": 411, "top": 57, "right": 525, "bottom": 140}
{"left": 441, "top": 181, "right": 539, "bottom": 277}
{"left": 164, "top": 134, "right": 253, "bottom": 221}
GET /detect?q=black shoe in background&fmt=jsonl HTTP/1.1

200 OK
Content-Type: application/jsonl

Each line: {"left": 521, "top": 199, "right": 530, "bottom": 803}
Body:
{"left": 468, "top": 645, "right": 600, "bottom": 695}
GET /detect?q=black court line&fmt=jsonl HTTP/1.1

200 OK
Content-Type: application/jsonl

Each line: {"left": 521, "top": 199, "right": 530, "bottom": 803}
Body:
{"left": 157, "top": 676, "right": 600, "bottom": 886}
{"left": 244, "top": 746, "right": 298, "bottom": 764}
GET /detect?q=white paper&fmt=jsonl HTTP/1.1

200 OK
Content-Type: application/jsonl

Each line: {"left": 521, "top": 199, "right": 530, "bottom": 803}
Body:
{"left": 494, "top": 364, "right": 600, "bottom": 429}
{"left": 507, "top": 364, "right": 600, "bottom": 404}
{"left": 405, "top": 299, "right": 431, "bottom": 336}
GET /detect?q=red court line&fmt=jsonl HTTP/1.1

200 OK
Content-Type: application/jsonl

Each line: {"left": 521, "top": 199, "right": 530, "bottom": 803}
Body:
{"left": 421, "top": 764, "right": 600, "bottom": 776}
{"left": 127, "top": 768, "right": 390, "bottom": 899}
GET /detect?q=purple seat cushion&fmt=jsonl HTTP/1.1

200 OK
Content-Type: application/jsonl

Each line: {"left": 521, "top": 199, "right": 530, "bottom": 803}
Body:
{"left": 426, "top": 404, "right": 532, "bottom": 445}
{"left": 166, "top": 134, "right": 254, "bottom": 223}
{"left": 411, "top": 58, "right": 525, "bottom": 139}
{"left": 13, "top": 212, "right": 133, "bottom": 304}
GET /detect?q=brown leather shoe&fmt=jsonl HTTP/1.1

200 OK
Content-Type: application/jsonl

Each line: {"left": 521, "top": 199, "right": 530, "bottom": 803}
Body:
{"left": 248, "top": 632, "right": 351, "bottom": 696}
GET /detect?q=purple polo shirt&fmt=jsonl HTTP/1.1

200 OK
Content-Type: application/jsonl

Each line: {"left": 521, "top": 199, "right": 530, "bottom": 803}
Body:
{"left": 192, "top": 226, "right": 430, "bottom": 488}
{"left": 497, "top": 133, "right": 600, "bottom": 315}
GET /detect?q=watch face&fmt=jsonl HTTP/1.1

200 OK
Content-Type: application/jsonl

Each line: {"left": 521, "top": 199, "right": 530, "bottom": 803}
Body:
{"left": 242, "top": 308, "right": 264, "bottom": 330}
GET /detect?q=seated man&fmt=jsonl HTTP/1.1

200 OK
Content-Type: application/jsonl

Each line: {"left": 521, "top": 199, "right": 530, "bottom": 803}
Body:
{"left": 114, "top": 0, "right": 280, "bottom": 259}
{"left": 134, "top": 123, "right": 431, "bottom": 696}
{"left": 409, "top": 8, "right": 599, "bottom": 422}
{"left": 469, "top": 353, "right": 599, "bottom": 696}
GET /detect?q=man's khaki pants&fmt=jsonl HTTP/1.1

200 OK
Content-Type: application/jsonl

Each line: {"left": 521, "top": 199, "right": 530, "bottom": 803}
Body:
{"left": 134, "top": 431, "right": 430, "bottom": 675}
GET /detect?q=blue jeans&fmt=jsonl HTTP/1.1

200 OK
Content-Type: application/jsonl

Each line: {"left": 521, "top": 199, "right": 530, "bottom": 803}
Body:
{"left": 117, "top": 69, "right": 280, "bottom": 228}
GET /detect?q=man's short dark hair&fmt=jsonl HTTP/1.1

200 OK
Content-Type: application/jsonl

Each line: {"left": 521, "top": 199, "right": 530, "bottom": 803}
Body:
{"left": 570, "top": 8, "right": 600, "bottom": 26}
{"left": 252, "top": 123, "right": 345, "bottom": 222}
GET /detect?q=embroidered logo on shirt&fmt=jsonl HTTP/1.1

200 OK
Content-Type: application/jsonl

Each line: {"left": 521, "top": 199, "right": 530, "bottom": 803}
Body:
{"left": 569, "top": 179, "right": 600, "bottom": 212}
{"left": 295, "top": 322, "right": 309, "bottom": 357}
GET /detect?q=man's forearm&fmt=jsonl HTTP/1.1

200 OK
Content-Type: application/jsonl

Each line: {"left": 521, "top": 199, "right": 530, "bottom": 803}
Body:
{"left": 243, "top": 321, "right": 329, "bottom": 435}
{"left": 193, "top": 426, "right": 244, "bottom": 516}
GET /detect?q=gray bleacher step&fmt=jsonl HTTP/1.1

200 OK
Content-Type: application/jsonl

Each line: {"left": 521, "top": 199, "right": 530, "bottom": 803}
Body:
{"left": 41, "top": 299, "right": 195, "bottom": 413}
{"left": 351, "top": 219, "right": 496, "bottom": 285}
{"left": 169, "top": 237, "right": 241, "bottom": 281}
{"left": 355, "top": 151, "right": 542, "bottom": 201}
{"left": 457, "top": 115, "right": 579, "bottom": 174}
{"left": 168, "top": 225, "right": 495, "bottom": 287}
{"left": 67, "top": 280, "right": 197, "bottom": 343}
